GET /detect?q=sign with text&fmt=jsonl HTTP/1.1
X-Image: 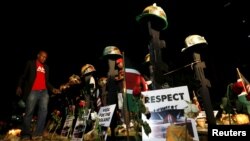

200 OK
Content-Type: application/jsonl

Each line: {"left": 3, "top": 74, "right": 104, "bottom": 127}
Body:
{"left": 98, "top": 104, "right": 116, "bottom": 127}
{"left": 141, "top": 86, "right": 198, "bottom": 141}
{"left": 142, "top": 85, "right": 191, "bottom": 111}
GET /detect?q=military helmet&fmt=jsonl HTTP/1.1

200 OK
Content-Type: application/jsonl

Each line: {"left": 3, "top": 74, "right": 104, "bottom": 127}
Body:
{"left": 68, "top": 74, "right": 81, "bottom": 85}
{"left": 81, "top": 64, "right": 96, "bottom": 76}
{"left": 103, "top": 46, "right": 122, "bottom": 59}
{"left": 181, "top": 34, "right": 208, "bottom": 52}
{"left": 136, "top": 3, "right": 168, "bottom": 30}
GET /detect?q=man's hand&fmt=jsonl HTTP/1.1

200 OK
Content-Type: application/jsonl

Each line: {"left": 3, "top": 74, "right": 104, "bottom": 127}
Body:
{"left": 16, "top": 87, "right": 22, "bottom": 96}
{"left": 52, "top": 88, "right": 61, "bottom": 94}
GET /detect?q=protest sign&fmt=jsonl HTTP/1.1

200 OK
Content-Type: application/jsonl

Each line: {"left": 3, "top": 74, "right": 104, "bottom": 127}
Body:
{"left": 98, "top": 104, "right": 116, "bottom": 127}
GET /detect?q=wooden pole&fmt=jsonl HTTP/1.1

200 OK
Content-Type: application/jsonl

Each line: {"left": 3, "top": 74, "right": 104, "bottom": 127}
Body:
{"left": 192, "top": 52, "right": 216, "bottom": 125}
{"left": 122, "top": 52, "right": 130, "bottom": 141}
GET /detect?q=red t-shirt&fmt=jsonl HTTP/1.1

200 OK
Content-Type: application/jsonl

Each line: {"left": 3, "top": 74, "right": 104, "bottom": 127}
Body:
{"left": 32, "top": 61, "right": 46, "bottom": 90}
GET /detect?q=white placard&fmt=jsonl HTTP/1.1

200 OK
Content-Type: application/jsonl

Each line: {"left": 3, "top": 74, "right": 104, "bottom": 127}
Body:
{"left": 98, "top": 104, "right": 116, "bottom": 127}
{"left": 142, "top": 85, "right": 191, "bottom": 111}
{"left": 141, "top": 86, "right": 199, "bottom": 141}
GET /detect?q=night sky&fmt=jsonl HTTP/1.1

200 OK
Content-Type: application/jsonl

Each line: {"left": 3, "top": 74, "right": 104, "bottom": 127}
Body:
{"left": 1, "top": 0, "right": 249, "bottom": 121}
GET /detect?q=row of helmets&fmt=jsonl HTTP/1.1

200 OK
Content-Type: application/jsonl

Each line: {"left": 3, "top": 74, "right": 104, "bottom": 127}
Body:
{"left": 79, "top": 46, "right": 121, "bottom": 87}
{"left": 80, "top": 46, "right": 121, "bottom": 76}
{"left": 81, "top": 38, "right": 208, "bottom": 75}
{"left": 81, "top": 2, "right": 208, "bottom": 74}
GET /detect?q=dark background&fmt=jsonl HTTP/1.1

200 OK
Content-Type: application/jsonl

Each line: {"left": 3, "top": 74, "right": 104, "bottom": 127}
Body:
{"left": 1, "top": 0, "right": 249, "bottom": 122}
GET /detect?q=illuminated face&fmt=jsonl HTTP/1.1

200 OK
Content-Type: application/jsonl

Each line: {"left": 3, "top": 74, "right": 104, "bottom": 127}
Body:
{"left": 37, "top": 51, "right": 47, "bottom": 64}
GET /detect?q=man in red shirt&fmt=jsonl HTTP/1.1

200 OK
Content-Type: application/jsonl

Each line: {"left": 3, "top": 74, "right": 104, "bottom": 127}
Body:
{"left": 16, "top": 50, "right": 61, "bottom": 141}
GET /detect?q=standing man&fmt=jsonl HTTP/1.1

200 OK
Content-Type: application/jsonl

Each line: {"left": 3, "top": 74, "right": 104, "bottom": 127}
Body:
{"left": 16, "top": 50, "right": 61, "bottom": 141}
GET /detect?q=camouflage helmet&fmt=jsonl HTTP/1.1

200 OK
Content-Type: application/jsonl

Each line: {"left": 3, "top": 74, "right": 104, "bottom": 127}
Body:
{"left": 81, "top": 64, "right": 96, "bottom": 76}
{"left": 181, "top": 34, "right": 208, "bottom": 52}
{"left": 136, "top": 3, "right": 168, "bottom": 30}
{"left": 103, "top": 46, "right": 122, "bottom": 59}
{"left": 68, "top": 74, "right": 81, "bottom": 85}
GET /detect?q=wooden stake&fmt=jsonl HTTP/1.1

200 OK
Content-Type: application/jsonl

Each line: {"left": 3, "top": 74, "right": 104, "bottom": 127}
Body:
{"left": 122, "top": 52, "right": 130, "bottom": 141}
